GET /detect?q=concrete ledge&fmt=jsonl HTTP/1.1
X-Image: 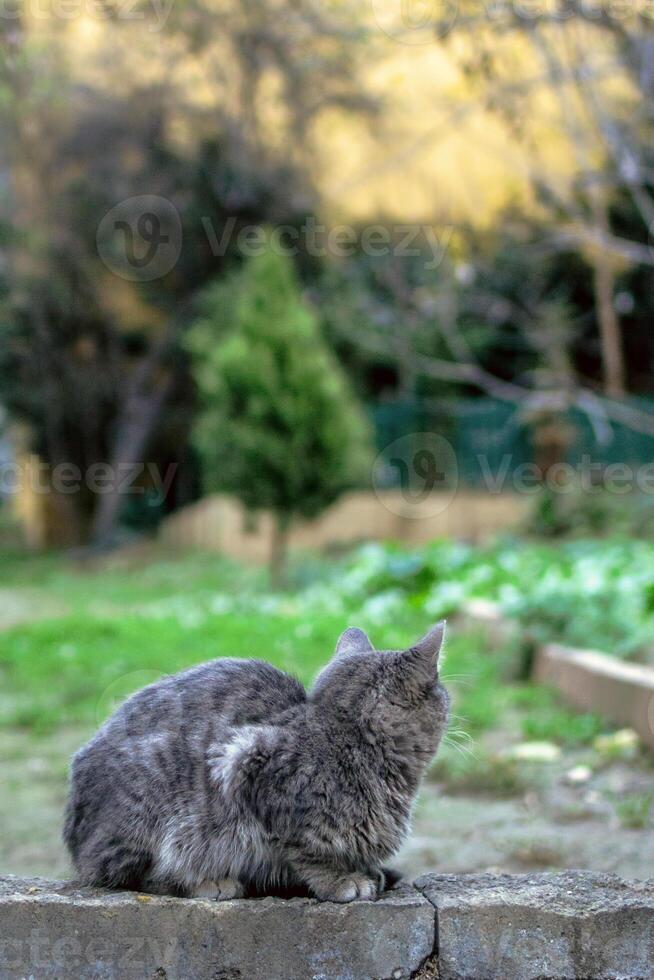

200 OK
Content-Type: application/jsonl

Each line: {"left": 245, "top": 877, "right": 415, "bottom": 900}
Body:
{"left": 535, "top": 643, "right": 654, "bottom": 750}
{"left": 0, "top": 876, "right": 434, "bottom": 980}
{"left": 1, "top": 872, "right": 653, "bottom": 980}
{"left": 416, "top": 870, "right": 654, "bottom": 980}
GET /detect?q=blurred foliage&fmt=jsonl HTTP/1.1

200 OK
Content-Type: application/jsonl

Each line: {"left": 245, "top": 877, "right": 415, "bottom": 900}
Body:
{"left": 615, "top": 792, "right": 654, "bottom": 830}
{"left": 2, "top": 9, "right": 654, "bottom": 547}
{"left": 323, "top": 538, "right": 654, "bottom": 661}
{"left": 529, "top": 488, "right": 654, "bottom": 539}
{"left": 0, "top": 12, "right": 366, "bottom": 542}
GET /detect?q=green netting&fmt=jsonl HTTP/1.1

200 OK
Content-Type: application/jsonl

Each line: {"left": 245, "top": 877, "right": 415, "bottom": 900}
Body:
{"left": 371, "top": 398, "right": 654, "bottom": 489}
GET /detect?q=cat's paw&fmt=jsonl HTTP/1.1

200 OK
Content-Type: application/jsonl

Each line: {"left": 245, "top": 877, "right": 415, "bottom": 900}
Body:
{"left": 192, "top": 878, "right": 245, "bottom": 901}
{"left": 318, "top": 874, "right": 378, "bottom": 903}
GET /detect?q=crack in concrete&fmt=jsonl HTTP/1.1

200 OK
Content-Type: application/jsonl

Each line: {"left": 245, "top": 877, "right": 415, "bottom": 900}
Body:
{"left": 410, "top": 952, "right": 440, "bottom": 978}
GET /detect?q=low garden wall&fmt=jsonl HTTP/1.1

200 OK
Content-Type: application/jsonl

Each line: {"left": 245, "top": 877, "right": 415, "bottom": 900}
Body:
{"left": 1, "top": 872, "right": 652, "bottom": 980}
{"left": 458, "top": 602, "right": 654, "bottom": 751}
{"left": 534, "top": 643, "right": 654, "bottom": 750}
{"left": 158, "top": 492, "right": 528, "bottom": 559}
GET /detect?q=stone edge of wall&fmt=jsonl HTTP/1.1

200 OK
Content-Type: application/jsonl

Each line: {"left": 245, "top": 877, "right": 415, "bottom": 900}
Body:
{"left": 457, "top": 601, "right": 654, "bottom": 750}
{"left": 1, "top": 871, "right": 653, "bottom": 980}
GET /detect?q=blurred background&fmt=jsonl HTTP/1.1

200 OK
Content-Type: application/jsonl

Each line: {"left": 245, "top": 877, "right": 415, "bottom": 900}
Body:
{"left": 1, "top": 0, "right": 654, "bottom": 883}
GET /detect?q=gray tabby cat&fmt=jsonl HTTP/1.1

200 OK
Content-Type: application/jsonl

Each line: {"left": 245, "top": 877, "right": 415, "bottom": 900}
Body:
{"left": 64, "top": 621, "right": 449, "bottom": 902}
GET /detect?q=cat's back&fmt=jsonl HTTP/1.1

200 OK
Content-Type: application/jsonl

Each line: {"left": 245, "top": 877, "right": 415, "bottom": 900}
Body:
{"left": 65, "top": 658, "right": 306, "bottom": 869}
{"left": 84, "top": 658, "right": 306, "bottom": 751}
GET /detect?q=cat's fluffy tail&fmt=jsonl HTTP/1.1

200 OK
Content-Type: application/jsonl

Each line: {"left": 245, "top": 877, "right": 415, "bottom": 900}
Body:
{"left": 381, "top": 866, "right": 404, "bottom": 890}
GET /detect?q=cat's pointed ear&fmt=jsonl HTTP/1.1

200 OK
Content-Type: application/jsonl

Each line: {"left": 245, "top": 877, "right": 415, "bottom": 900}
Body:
{"left": 335, "top": 627, "right": 374, "bottom": 658}
{"left": 410, "top": 620, "right": 446, "bottom": 668}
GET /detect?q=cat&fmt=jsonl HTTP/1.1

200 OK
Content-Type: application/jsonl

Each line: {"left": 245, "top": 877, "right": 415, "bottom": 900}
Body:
{"left": 64, "top": 621, "right": 449, "bottom": 902}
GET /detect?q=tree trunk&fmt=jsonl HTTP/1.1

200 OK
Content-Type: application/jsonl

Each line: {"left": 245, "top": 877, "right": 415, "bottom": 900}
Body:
{"left": 270, "top": 514, "right": 291, "bottom": 590}
{"left": 592, "top": 200, "right": 627, "bottom": 398}
{"left": 594, "top": 259, "right": 626, "bottom": 398}
{"left": 90, "top": 361, "right": 172, "bottom": 547}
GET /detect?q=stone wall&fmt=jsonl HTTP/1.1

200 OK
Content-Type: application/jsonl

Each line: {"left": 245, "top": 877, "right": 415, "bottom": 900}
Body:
{"left": 1, "top": 872, "right": 652, "bottom": 980}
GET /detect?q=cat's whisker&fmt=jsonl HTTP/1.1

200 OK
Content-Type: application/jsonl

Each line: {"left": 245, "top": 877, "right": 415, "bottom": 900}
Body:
{"left": 441, "top": 677, "right": 474, "bottom": 688}
{"left": 444, "top": 731, "right": 475, "bottom": 746}
{"left": 442, "top": 737, "right": 479, "bottom": 763}
{"left": 446, "top": 729, "right": 475, "bottom": 743}
{"left": 444, "top": 729, "right": 478, "bottom": 748}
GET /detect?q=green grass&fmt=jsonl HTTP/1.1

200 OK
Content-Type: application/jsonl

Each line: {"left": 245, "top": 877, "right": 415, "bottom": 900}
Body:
{"left": 615, "top": 792, "right": 654, "bottom": 829}
{"left": 0, "top": 549, "right": 425, "bottom": 731}
{"left": 0, "top": 549, "right": 269, "bottom": 607}
{"left": 430, "top": 745, "right": 538, "bottom": 797}
{"left": 507, "top": 685, "right": 607, "bottom": 746}
{"left": 0, "top": 609, "right": 341, "bottom": 732}
{"left": 0, "top": 548, "right": 615, "bottom": 752}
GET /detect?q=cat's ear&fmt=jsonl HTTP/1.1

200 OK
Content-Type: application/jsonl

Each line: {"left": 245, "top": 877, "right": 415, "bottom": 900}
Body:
{"left": 408, "top": 620, "right": 446, "bottom": 670}
{"left": 335, "top": 626, "right": 374, "bottom": 658}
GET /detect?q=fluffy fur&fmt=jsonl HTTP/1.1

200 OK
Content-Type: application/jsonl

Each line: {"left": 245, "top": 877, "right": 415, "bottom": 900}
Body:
{"left": 64, "top": 622, "right": 450, "bottom": 902}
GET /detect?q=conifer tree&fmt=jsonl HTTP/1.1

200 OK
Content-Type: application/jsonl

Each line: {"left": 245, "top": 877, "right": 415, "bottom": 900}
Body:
{"left": 187, "top": 238, "right": 371, "bottom": 585}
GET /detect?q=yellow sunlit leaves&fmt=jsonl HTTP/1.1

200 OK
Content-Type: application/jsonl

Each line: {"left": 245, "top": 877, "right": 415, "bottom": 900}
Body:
{"left": 30, "top": 4, "right": 643, "bottom": 229}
